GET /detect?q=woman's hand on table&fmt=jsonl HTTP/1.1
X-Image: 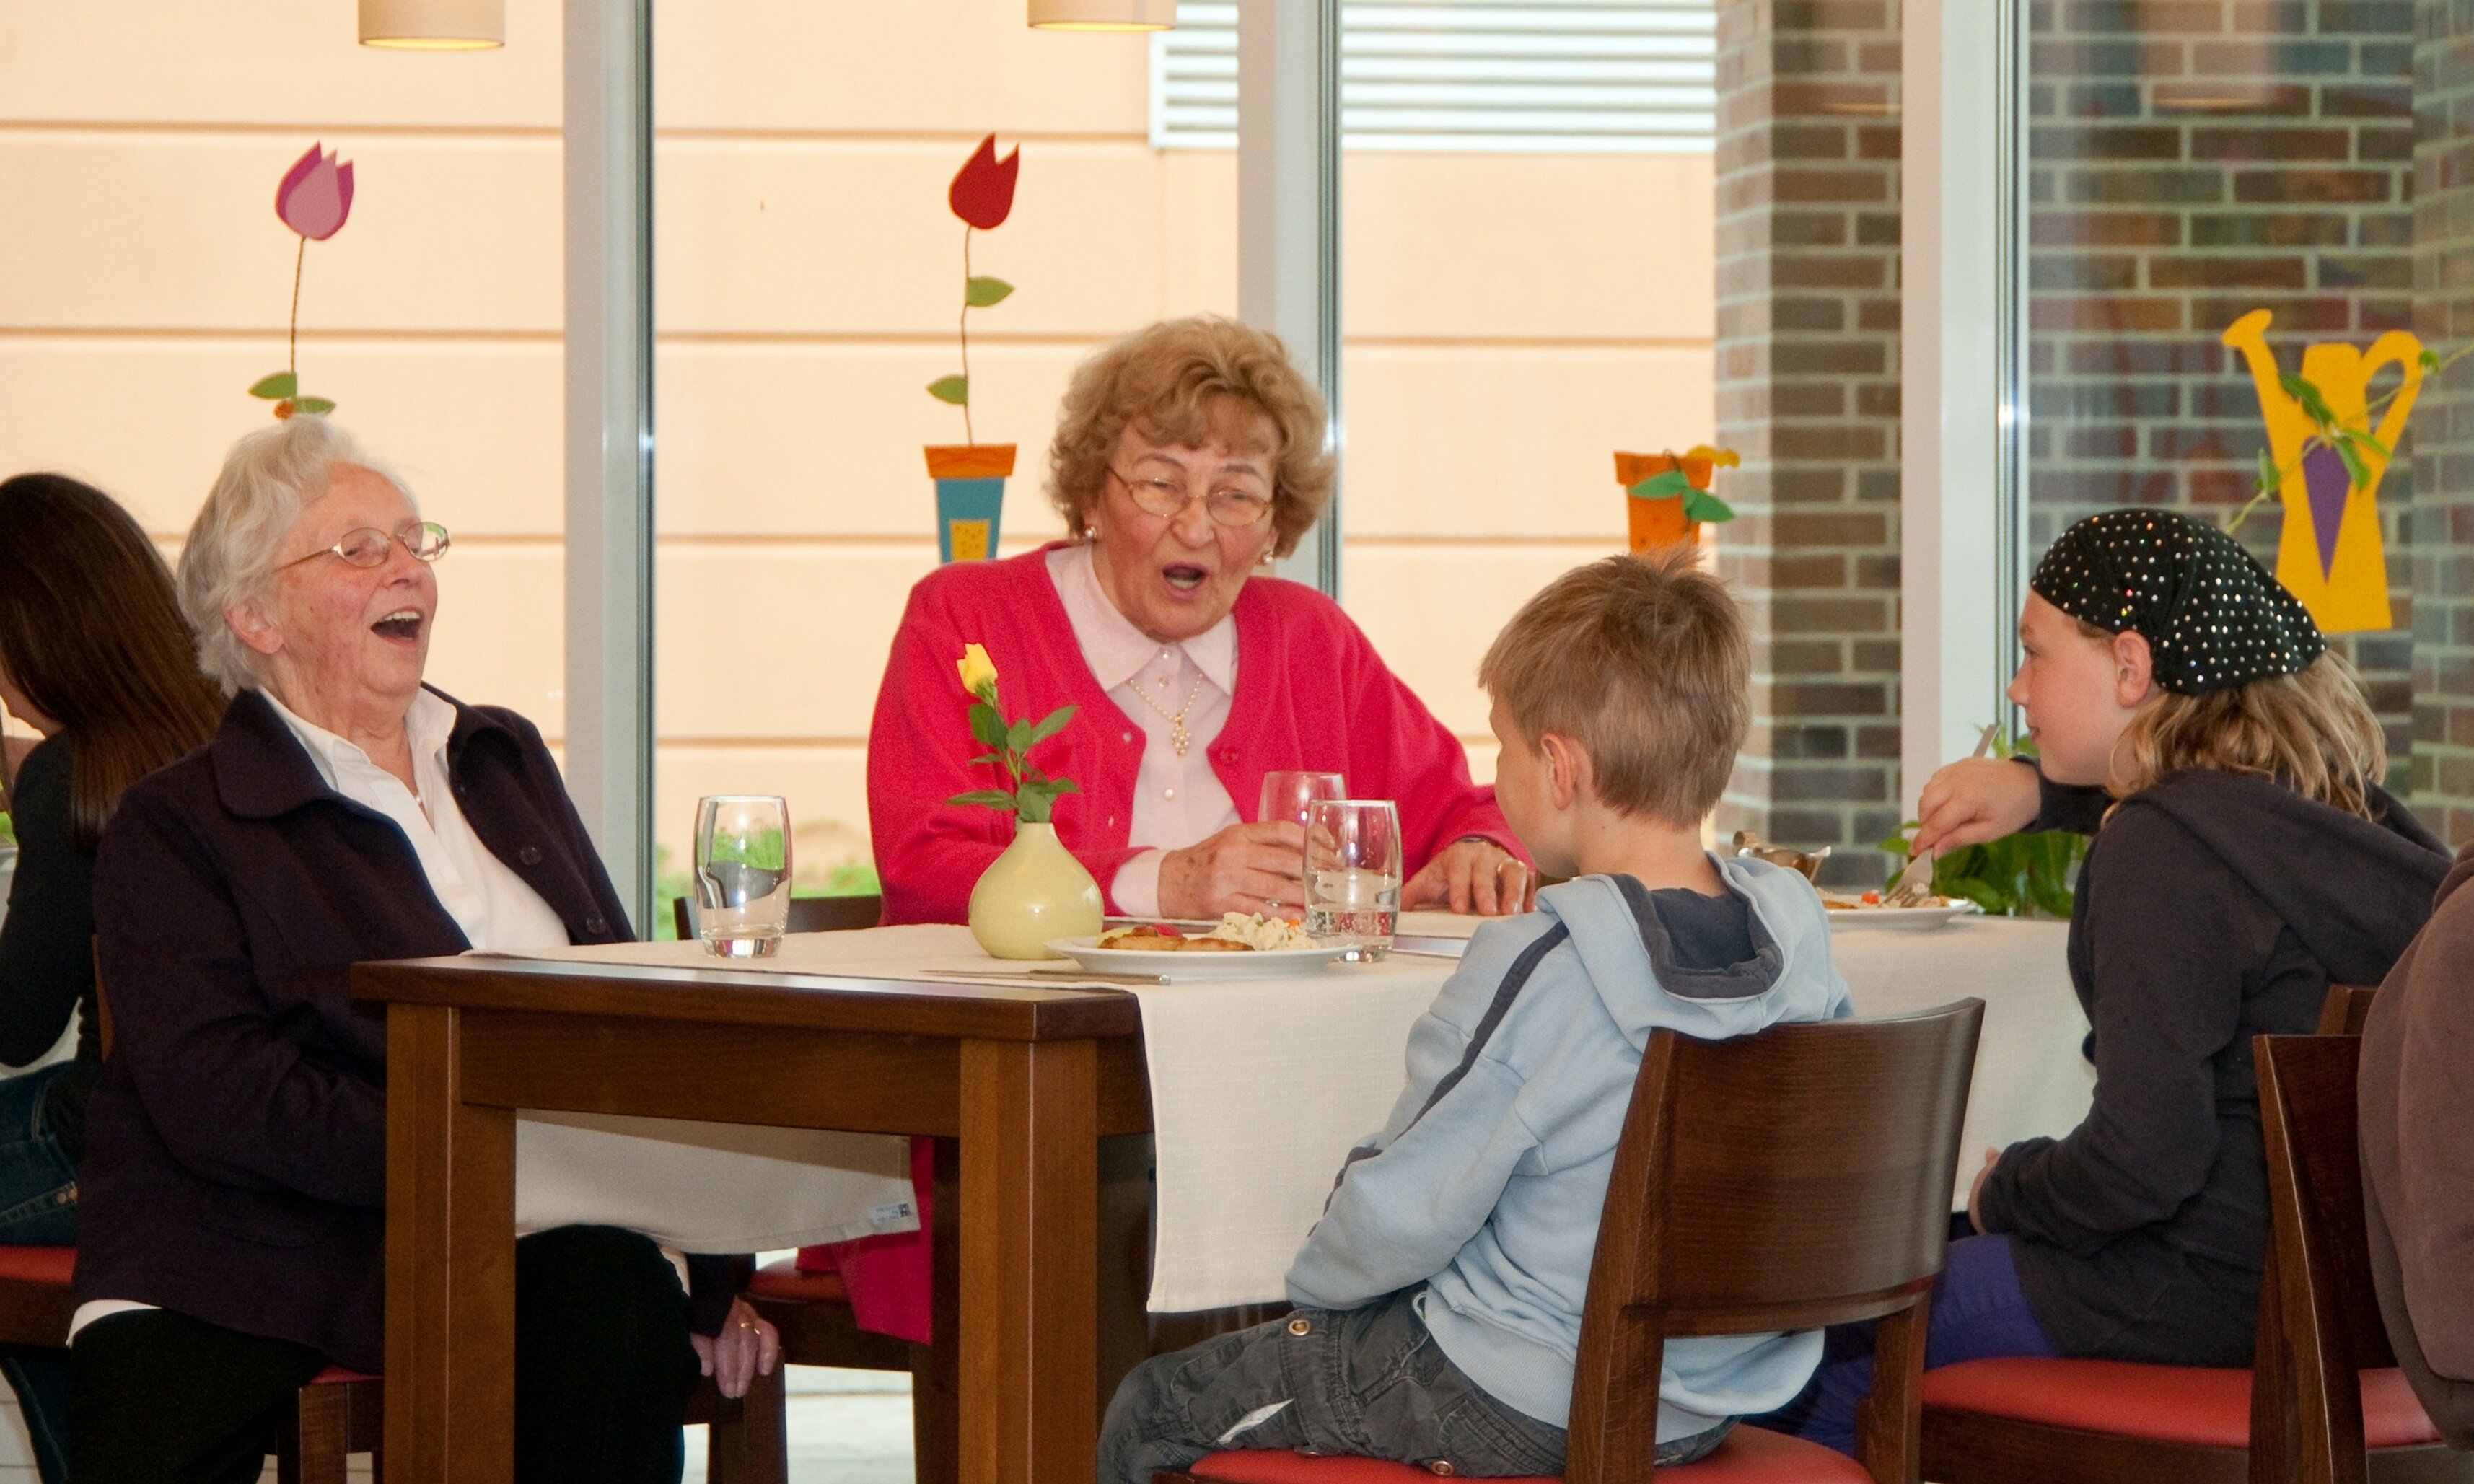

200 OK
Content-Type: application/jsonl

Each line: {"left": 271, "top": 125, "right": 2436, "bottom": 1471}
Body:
{"left": 1403, "top": 838, "right": 1532, "bottom": 917}
{"left": 692, "top": 1297, "right": 781, "bottom": 1400}
{"left": 1913, "top": 758, "right": 2040, "bottom": 856}
{"left": 1965, "top": 1147, "right": 2001, "bottom": 1231}
{"left": 1159, "top": 820, "right": 1309, "bottom": 920}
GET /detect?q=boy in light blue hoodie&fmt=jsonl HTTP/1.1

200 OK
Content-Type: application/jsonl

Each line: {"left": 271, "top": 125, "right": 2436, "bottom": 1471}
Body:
{"left": 1097, "top": 551, "right": 1851, "bottom": 1483}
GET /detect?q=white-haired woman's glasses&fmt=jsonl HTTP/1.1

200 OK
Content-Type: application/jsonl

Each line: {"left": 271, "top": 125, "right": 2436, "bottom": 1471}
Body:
{"left": 277, "top": 521, "right": 452, "bottom": 571}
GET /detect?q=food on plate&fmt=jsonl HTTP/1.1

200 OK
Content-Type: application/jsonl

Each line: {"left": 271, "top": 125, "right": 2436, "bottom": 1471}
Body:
{"left": 1095, "top": 912, "right": 1320, "bottom": 952}
{"left": 1820, "top": 889, "right": 1956, "bottom": 911}
{"left": 1096, "top": 927, "right": 1250, "bottom": 953}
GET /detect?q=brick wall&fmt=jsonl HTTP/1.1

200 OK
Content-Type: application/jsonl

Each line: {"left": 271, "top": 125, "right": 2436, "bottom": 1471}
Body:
{"left": 2411, "top": 1, "right": 2474, "bottom": 842}
{"left": 2024, "top": 0, "right": 2420, "bottom": 786}
{"left": 1713, "top": 0, "right": 1907, "bottom": 887}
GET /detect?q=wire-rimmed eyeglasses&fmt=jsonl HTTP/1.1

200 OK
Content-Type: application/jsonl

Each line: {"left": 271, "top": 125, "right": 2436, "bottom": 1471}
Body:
{"left": 277, "top": 522, "right": 452, "bottom": 571}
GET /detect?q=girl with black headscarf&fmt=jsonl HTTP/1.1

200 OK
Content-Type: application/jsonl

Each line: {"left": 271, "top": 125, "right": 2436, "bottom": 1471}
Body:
{"left": 1769, "top": 509, "right": 2450, "bottom": 1454}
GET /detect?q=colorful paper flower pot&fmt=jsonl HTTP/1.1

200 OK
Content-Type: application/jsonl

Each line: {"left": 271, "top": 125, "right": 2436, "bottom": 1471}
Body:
{"left": 1615, "top": 450, "right": 1717, "bottom": 555}
{"left": 925, "top": 444, "right": 1017, "bottom": 563}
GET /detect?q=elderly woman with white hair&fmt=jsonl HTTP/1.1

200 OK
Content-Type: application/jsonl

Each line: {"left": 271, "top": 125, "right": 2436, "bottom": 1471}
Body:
{"left": 63, "top": 416, "right": 775, "bottom": 1483}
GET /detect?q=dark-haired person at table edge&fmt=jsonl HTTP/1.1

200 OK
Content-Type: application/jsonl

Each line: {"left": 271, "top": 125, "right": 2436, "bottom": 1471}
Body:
{"left": 66, "top": 416, "right": 777, "bottom": 1484}
{"left": 0, "top": 473, "right": 227, "bottom": 1484}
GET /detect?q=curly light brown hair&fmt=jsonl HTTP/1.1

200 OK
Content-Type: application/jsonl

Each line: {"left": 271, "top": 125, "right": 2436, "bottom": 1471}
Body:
{"left": 1048, "top": 317, "right": 1335, "bottom": 558}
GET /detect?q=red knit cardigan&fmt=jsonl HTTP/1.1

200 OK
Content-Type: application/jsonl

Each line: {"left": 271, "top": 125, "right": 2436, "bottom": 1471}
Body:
{"left": 868, "top": 545, "right": 1519, "bottom": 924}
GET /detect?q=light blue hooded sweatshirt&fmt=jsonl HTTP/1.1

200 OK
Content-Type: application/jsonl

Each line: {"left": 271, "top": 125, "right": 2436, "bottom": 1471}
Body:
{"left": 1285, "top": 859, "right": 1852, "bottom": 1441}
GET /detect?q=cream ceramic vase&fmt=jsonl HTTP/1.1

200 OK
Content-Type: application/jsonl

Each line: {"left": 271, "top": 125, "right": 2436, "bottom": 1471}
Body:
{"left": 968, "top": 822, "right": 1104, "bottom": 960}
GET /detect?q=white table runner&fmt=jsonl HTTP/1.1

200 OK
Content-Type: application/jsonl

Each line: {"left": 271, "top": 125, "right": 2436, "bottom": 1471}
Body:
{"left": 486, "top": 916, "right": 2090, "bottom": 1310}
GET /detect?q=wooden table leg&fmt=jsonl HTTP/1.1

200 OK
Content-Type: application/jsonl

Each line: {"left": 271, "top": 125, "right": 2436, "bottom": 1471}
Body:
{"left": 958, "top": 1037, "right": 1098, "bottom": 1484}
{"left": 384, "top": 1004, "right": 517, "bottom": 1484}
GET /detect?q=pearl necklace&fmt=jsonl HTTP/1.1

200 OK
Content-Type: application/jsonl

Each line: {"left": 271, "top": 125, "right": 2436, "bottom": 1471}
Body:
{"left": 1131, "top": 659, "right": 1208, "bottom": 757}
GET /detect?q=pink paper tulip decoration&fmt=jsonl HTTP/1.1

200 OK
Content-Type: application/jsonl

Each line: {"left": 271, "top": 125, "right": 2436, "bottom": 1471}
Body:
{"left": 249, "top": 144, "right": 357, "bottom": 418}
{"left": 276, "top": 145, "right": 355, "bottom": 240}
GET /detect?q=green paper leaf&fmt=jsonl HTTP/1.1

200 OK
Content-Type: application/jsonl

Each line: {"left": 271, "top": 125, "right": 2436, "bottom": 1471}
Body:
{"left": 947, "top": 789, "right": 1019, "bottom": 812}
{"left": 926, "top": 375, "right": 970, "bottom": 405}
{"left": 2333, "top": 436, "right": 2370, "bottom": 491}
{"left": 2256, "top": 448, "right": 2278, "bottom": 493}
{"left": 291, "top": 395, "right": 336, "bottom": 415}
{"left": 249, "top": 372, "right": 297, "bottom": 400}
{"left": 2340, "top": 428, "right": 2389, "bottom": 460}
{"left": 965, "top": 276, "right": 1015, "bottom": 307}
{"left": 1626, "top": 470, "right": 1692, "bottom": 500}
{"left": 1026, "top": 704, "right": 1077, "bottom": 746}
{"left": 1682, "top": 489, "right": 1737, "bottom": 524}
{"left": 2423, "top": 348, "right": 2442, "bottom": 373}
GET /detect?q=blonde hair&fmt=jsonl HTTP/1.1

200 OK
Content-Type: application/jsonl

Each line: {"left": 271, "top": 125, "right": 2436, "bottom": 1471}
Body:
{"left": 179, "top": 415, "right": 418, "bottom": 693}
{"left": 1047, "top": 317, "right": 1335, "bottom": 558}
{"left": 1479, "top": 550, "right": 1750, "bottom": 827}
{"left": 2108, "top": 649, "right": 2386, "bottom": 820}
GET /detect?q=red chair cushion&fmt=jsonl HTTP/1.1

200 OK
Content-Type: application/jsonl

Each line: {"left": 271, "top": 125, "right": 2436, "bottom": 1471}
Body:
{"left": 1922, "top": 1358, "right": 2442, "bottom": 1451}
{"left": 748, "top": 1257, "right": 852, "bottom": 1305}
{"left": 0, "top": 1247, "right": 74, "bottom": 1287}
{"left": 1183, "top": 1424, "right": 1866, "bottom": 1482}
{"left": 307, "top": 1366, "right": 377, "bottom": 1385}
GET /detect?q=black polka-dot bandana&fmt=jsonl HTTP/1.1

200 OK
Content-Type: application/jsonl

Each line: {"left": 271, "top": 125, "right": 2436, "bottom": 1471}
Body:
{"left": 2029, "top": 509, "right": 2323, "bottom": 695}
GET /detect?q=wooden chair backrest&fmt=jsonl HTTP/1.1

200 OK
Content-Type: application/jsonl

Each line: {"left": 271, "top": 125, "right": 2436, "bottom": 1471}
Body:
{"left": 2315, "top": 983, "right": 2379, "bottom": 1037}
{"left": 2255, "top": 1033, "right": 2397, "bottom": 1483}
{"left": 670, "top": 892, "right": 883, "bottom": 941}
{"left": 1565, "top": 1000, "right": 1985, "bottom": 1483}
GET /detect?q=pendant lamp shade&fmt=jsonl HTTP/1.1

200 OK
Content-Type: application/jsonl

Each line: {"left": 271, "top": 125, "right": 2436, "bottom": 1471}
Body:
{"left": 1029, "top": 0, "right": 1175, "bottom": 30}
{"left": 359, "top": 0, "right": 504, "bottom": 49}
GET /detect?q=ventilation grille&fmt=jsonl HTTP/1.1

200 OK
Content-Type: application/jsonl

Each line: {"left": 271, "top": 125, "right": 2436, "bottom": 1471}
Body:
{"left": 1150, "top": 0, "right": 1717, "bottom": 154}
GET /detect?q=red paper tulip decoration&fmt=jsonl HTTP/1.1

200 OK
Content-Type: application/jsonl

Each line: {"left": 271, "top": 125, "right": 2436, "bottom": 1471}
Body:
{"left": 926, "top": 135, "right": 1022, "bottom": 444}
{"left": 250, "top": 144, "right": 357, "bottom": 418}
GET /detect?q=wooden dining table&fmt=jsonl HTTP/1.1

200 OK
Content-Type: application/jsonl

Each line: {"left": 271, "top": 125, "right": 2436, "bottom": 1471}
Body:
{"left": 351, "top": 951, "right": 1159, "bottom": 1484}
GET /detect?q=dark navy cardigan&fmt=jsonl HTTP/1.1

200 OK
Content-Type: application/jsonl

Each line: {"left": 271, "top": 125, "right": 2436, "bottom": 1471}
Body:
{"left": 76, "top": 686, "right": 733, "bottom": 1372}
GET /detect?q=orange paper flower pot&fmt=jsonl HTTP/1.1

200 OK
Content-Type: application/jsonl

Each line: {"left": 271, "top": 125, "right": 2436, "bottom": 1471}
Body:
{"left": 1615, "top": 451, "right": 1715, "bottom": 556}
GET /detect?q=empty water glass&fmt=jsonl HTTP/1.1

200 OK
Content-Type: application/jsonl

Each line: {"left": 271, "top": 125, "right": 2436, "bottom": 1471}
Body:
{"left": 1304, "top": 799, "right": 1403, "bottom": 962}
{"left": 695, "top": 795, "right": 792, "bottom": 958}
{"left": 1259, "top": 770, "right": 1344, "bottom": 914}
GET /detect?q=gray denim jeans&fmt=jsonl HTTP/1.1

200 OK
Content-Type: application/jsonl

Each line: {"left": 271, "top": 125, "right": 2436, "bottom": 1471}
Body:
{"left": 1096, "top": 1287, "right": 1733, "bottom": 1483}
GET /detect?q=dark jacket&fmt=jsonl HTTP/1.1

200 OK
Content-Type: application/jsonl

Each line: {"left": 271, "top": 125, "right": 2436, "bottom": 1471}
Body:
{"left": 0, "top": 735, "right": 102, "bottom": 1156}
{"left": 2361, "top": 846, "right": 2474, "bottom": 1446}
{"left": 1976, "top": 767, "right": 2447, "bottom": 1365}
{"left": 76, "top": 687, "right": 637, "bottom": 1372}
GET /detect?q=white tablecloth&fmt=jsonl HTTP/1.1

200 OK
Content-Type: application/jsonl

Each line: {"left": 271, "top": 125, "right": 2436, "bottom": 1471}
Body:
{"left": 495, "top": 916, "right": 2092, "bottom": 1309}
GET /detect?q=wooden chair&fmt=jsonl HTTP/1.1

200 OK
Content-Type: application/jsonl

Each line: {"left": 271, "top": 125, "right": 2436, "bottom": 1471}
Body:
{"left": 1918, "top": 1012, "right": 2460, "bottom": 1484}
{"left": 671, "top": 892, "right": 884, "bottom": 940}
{"left": 2317, "top": 983, "right": 2381, "bottom": 1037}
{"left": 1159, "top": 1000, "right": 1987, "bottom": 1483}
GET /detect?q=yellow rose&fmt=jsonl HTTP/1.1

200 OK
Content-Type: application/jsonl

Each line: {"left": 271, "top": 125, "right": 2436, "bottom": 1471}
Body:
{"left": 956, "top": 643, "right": 999, "bottom": 700}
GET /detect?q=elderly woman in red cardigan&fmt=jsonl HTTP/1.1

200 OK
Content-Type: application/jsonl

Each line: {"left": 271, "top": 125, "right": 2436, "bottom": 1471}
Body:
{"left": 870, "top": 314, "right": 1527, "bottom": 925}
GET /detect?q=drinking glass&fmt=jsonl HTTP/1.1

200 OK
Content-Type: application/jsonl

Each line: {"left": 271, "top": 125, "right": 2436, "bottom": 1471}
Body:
{"left": 694, "top": 795, "right": 793, "bottom": 958}
{"left": 1304, "top": 799, "right": 1403, "bottom": 961}
{"left": 1258, "top": 770, "right": 1344, "bottom": 915}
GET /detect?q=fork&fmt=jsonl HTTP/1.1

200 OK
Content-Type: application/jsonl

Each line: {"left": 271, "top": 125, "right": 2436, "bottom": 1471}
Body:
{"left": 1885, "top": 723, "right": 2001, "bottom": 906}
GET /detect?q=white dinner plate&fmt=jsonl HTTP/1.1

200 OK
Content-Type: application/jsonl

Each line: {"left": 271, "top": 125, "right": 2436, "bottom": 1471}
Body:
{"left": 1823, "top": 901, "right": 1984, "bottom": 933}
{"left": 1045, "top": 936, "right": 1354, "bottom": 980}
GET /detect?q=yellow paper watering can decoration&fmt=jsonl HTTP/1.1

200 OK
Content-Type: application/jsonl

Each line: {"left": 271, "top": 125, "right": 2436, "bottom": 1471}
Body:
{"left": 2222, "top": 309, "right": 2421, "bottom": 634}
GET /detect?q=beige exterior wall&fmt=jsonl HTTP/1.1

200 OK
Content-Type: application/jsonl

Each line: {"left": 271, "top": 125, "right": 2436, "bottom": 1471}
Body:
{"left": 0, "top": 1, "right": 1713, "bottom": 921}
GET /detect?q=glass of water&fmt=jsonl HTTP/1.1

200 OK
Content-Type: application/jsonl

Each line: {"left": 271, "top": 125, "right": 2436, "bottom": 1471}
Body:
{"left": 1304, "top": 799, "right": 1403, "bottom": 961}
{"left": 694, "top": 795, "right": 793, "bottom": 958}
{"left": 1259, "top": 770, "right": 1344, "bottom": 915}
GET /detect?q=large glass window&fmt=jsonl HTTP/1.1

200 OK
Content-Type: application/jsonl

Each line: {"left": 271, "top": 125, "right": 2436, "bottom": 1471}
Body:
{"left": 0, "top": 6, "right": 562, "bottom": 1467}
{"left": 649, "top": 1, "right": 1237, "bottom": 926}
{"left": 2012, "top": 0, "right": 2461, "bottom": 833}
